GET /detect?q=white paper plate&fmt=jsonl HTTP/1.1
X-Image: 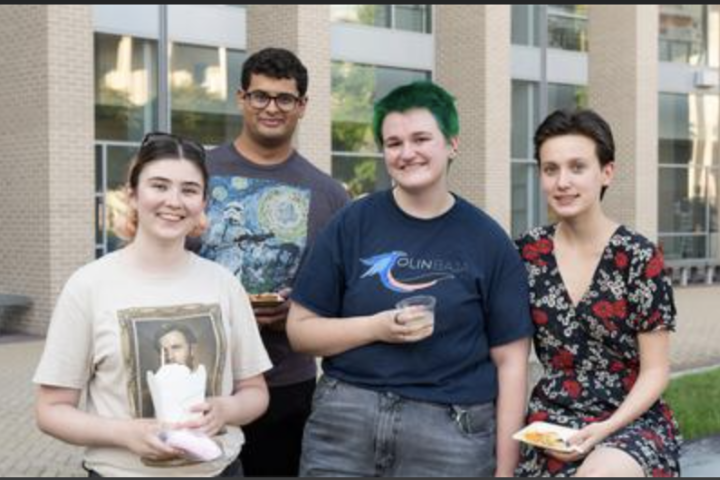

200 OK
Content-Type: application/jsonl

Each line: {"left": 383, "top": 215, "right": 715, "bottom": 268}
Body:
{"left": 513, "top": 421, "right": 583, "bottom": 453}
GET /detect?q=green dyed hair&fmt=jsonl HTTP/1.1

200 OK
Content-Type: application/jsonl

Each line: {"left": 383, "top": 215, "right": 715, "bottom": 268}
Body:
{"left": 372, "top": 81, "right": 460, "bottom": 147}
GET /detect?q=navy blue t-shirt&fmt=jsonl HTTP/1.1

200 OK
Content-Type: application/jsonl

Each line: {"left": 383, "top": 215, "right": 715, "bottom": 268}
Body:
{"left": 292, "top": 190, "right": 534, "bottom": 405}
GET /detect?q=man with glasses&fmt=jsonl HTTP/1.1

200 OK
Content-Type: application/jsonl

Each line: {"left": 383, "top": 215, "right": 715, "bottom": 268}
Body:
{"left": 198, "top": 47, "right": 349, "bottom": 477}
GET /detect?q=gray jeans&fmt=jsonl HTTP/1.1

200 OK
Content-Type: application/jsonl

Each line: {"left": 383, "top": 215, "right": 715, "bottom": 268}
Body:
{"left": 300, "top": 376, "right": 496, "bottom": 477}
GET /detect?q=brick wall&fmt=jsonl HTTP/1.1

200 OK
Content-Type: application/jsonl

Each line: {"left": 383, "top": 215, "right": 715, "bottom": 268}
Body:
{"left": 436, "top": 5, "right": 512, "bottom": 230}
{"left": 0, "top": 5, "right": 94, "bottom": 334}
{"left": 589, "top": 5, "right": 660, "bottom": 239}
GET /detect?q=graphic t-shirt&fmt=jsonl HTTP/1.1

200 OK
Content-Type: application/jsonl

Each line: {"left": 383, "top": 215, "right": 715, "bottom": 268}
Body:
{"left": 292, "top": 190, "right": 534, "bottom": 405}
{"left": 199, "top": 144, "right": 349, "bottom": 386}
{"left": 34, "top": 251, "right": 272, "bottom": 477}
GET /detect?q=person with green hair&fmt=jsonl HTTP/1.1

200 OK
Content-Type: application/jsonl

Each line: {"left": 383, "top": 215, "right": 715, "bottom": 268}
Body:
{"left": 287, "top": 81, "right": 534, "bottom": 477}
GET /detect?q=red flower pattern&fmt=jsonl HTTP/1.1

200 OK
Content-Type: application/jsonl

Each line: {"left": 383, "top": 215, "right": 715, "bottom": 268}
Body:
{"left": 592, "top": 300, "right": 615, "bottom": 319}
{"left": 528, "top": 411, "right": 549, "bottom": 424}
{"left": 551, "top": 349, "right": 575, "bottom": 371}
{"left": 615, "top": 252, "right": 630, "bottom": 270}
{"left": 532, "top": 308, "right": 549, "bottom": 326}
{"left": 563, "top": 379, "right": 582, "bottom": 399}
{"left": 536, "top": 238, "right": 553, "bottom": 255}
{"left": 646, "top": 251, "right": 665, "bottom": 278}
{"left": 546, "top": 458, "right": 565, "bottom": 475}
{"left": 515, "top": 226, "right": 680, "bottom": 477}
{"left": 613, "top": 300, "right": 628, "bottom": 319}
{"left": 609, "top": 360, "right": 625, "bottom": 373}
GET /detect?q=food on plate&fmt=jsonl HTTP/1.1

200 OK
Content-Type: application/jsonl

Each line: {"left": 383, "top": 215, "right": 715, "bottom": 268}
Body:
{"left": 513, "top": 422, "right": 581, "bottom": 453}
{"left": 522, "top": 430, "right": 567, "bottom": 450}
{"left": 249, "top": 292, "right": 285, "bottom": 307}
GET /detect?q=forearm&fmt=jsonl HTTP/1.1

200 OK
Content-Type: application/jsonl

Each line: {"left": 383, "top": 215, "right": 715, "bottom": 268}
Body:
{"left": 491, "top": 340, "right": 530, "bottom": 476}
{"left": 288, "top": 306, "right": 380, "bottom": 357}
{"left": 495, "top": 363, "right": 528, "bottom": 475}
{"left": 604, "top": 367, "right": 669, "bottom": 434}
{"left": 603, "top": 331, "right": 671, "bottom": 436}
{"left": 558, "top": 332, "right": 673, "bottom": 458}
{"left": 215, "top": 383, "right": 269, "bottom": 427}
{"left": 37, "top": 386, "right": 181, "bottom": 459}
{"left": 37, "top": 401, "right": 129, "bottom": 449}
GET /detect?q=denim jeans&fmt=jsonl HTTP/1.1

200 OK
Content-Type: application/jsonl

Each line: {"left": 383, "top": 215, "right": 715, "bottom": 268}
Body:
{"left": 300, "top": 376, "right": 496, "bottom": 477}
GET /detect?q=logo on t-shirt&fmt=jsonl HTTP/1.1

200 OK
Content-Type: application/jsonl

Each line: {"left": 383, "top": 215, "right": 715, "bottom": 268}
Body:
{"left": 201, "top": 176, "right": 310, "bottom": 293}
{"left": 360, "top": 251, "right": 464, "bottom": 293}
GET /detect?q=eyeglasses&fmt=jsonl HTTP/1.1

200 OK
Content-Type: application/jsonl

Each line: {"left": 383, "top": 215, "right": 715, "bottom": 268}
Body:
{"left": 243, "top": 90, "right": 304, "bottom": 113}
{"left": 140, "top": 131, "right": 206, "bottom": 160}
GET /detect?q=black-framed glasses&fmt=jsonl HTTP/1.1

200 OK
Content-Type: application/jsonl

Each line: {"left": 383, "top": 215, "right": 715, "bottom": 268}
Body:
{"left": 243, "top": 90, "right": 304, "bottom": 113}
{"left": 140, "top": 131, "right": 206, "bottom": 160}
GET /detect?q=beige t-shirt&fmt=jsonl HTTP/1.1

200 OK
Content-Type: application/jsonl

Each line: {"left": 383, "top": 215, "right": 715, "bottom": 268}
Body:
{"left": 34, "top": 251, "right": 272, "bottom": 477}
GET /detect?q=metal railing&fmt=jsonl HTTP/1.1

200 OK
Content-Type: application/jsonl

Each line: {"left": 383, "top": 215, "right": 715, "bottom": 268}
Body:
{"left": 666, "top": 259, "right": 720, "bottom": 286}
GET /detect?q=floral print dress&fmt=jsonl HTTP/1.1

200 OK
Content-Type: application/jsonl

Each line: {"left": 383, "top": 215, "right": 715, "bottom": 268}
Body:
{"left": 515, "top": 225, "right": 682, "bottom": 477}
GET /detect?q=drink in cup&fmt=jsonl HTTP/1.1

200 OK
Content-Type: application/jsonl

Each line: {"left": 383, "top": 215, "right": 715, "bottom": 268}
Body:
{"left": 395, "top": 295, "right": 436, "bottom": 333}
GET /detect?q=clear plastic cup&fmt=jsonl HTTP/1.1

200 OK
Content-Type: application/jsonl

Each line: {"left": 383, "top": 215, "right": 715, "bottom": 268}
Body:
{"left": 395, "top": 295, "right": 436, "bottom": 331}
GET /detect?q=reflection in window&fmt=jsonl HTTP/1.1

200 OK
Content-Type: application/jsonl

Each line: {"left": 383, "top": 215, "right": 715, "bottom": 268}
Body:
{"left": 332, "top": 5, "right": 390, "bottom": 28}
{"left": 511, "top": 81, "right": 588, "bottom": 238}
{"left": 512, "top": 5, "right": 588, "bottom": 52}
{"left": 547, "top": 5, "right": 588, "bottom": 52}
{"left": 659, "top": 92, "right": 719, "bottom": 260}
{"left": 95, "top": 144, "right": 140, "bottom": 257}
{"left": 94, "top": 33, "right": 249, "bottom": 256}
{"left": 170, "top": 43, "right": 246, "bottom": 145}
{"left": 512, "top": 5, "right": 541, "bottom": 47}
{"left": 331, "top": 5, "right": 431, "bottom": 33}
{"left": 331, "top": 62, "right": 429, "bottom": 197}
{"left": 332, "top": 155, "right": 391, "bottom": 199}
{"left": 659, "top": 5, "right": 717, "bottom": 67}
{"left": 512, "top": 163, "right": 542, "bottom": 240}
{"left": 395, "top": 5, "right": 432, "bottom": 33}
{"left": 660, "top": 168, "right": 711, "bottom": 233}
{"left": 95, "top": 145, "right": 103, "bottom": 256}
{"left": 95, "top": 34, "right": 158, "bottom": 142}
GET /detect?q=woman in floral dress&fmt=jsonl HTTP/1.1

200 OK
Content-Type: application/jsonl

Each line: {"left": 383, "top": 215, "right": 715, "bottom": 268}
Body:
{"left": 516, "top": 109, "right": 682, "bottom": 477}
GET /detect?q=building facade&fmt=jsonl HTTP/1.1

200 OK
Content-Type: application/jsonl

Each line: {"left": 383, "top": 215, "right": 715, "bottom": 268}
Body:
{"left": 1, "top": 5, "right": 718, "bottom": 334}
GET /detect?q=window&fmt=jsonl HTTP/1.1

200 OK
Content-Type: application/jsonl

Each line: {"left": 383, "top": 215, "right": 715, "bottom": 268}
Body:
{"left": 658, "top": 93, "right": 719, "bottom": 260}
{"left": 512, "top": 5, "right": 588, "bottom": 52}
{"left": 95, "top": 144, "right": 140, "bottom": 257}
{"left": 547, "top": 5, "right": 588, "bottom": 52}
{"left": 512, "top": 5, "right": 541, "bottom": 47}
{"left": 95, "top": 33, "right": 159, "bottom": 256}
{"left": 395, "top": 5, "right": 432, "bottom": 33}
{"left": 511, "top": 81, "right": 588, "bottom": 238}
{"left": 659, "top": 5, "right": 718, "bottom": 67}
{"left": 331, "top": 5, "right": 432, "bottom": 33}
{"left": 170, "top": 43, "right": 246, "bottom": 145}
{"left": 95, "top": 33, "right": 158, "bottom": 142}
{"left": 95, "top": 33, "right": 247, "bottom": 256}
{"left": 331, "top": 62, "right": 429, "bottom": 198}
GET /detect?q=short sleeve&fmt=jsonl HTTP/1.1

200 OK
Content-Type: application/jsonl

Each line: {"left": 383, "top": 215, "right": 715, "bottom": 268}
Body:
{"left": 291, "top": 214, "right": 346, "bottom": 318}
{"left": 485, "top": 234, "right": 535, "bottom": 348}
{"left": 630, "top": 247, "right": 677, "bottom": 333}
{"left": 227, "top": 279, "right": 273, "bottom": 381}
{"left": 33, "top": 273, "right": 93, "bottom": 389}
